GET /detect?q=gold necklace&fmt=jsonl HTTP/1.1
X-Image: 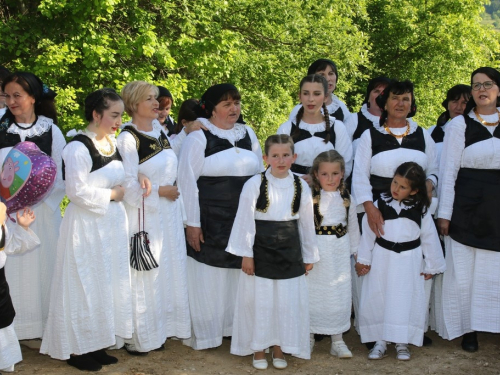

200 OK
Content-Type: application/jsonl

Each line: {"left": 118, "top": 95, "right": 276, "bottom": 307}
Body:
{"left": 384, "top": 120, "right": 410, "bottom": 139}
{"left": 95, "top": 135, "right": 115, "bottom": 156}
{"left": 474, "top": 108, "right": 500, "bottom": 126}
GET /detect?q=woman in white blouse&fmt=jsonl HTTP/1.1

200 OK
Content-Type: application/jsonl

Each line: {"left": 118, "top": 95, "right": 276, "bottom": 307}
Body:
{"left": 177, "top": 83, "right": 264, "bottom": 350}
{"left": 1, "top": 72, "right": 66, "bottom": 343}
{"left": 436, "top": 67, "right": 500, "bottom": 352}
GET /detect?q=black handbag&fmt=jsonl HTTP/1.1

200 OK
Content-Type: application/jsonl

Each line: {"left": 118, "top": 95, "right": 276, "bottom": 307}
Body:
{"left": 130, "top": 198, "right": 159, "bottom": 271}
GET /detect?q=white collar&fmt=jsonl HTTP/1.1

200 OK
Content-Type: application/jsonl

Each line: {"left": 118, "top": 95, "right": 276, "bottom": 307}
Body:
{"left": 360, "top": 103, "right": 381, "bottom": 124}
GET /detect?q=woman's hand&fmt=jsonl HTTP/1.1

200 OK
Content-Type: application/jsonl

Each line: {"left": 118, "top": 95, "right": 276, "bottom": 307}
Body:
{"left": 186, "top": 226, "right": 205, "bottom": 252}
{"left": 355, "top": 262, "right": 371, "bottom": 276}
{"left": 425, "top": 179, "right": 434, "bottom": 201}
{"left": 138, "top": 173, "right": 152, "bottom": 197}
{"left": 110, "top": 186, "right": 125, "bottom": 202}
{"left": 363, "top": 201, "right": 384, "bottom": 237}
{"left": 242, "top": 257, "right": 255, "bottom": 276}
{"left": 421, "top": 273, "right": 433, "bottom": 280}
{"left": 437, "top": 218, "right": 450, "bottom": 236}
{"left": 0, "top": 203, "right": 7, "bottom": 224}
{"left": 159, "top": 185, "right": 180, "bottom": 201}
{"left": 305, "top": 263, "right": 313, "bottom": 275}
{"left": 184, "top": 120, "right": 207, "bottom": 134}
{"left": 17, "top": 208, "right": 36, "bottom": 230}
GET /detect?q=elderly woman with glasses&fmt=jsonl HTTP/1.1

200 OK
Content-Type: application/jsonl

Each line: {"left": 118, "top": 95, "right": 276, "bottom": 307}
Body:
{"left": 436, "top": 67, "right": 500, "bottom": 352}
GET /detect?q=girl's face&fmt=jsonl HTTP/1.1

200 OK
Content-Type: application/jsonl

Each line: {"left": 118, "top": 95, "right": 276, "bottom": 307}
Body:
{"left": 391, "top": 174, "right": 418, "bottom": 201}
{"left": 385, "top": 91, "right": 412, "bottom": 121}
{"left": 263, "top": 143, "right": 297, "bottom": 179}
{"left": 158, "top": 102, "right": 171, "bottom": 123}
{"left": 471, "top": 73, "right": 499, "bottom": 112}
{"left": 299, "top": 82, "right": 327, "bottom": 117}
{"left": 135, "top": 88, "right": 159, "bottom": 120}
{"left": 447, "top": 94, "right": 469, "bottom": 119}
{"left": 315, "top": 64, "right": 337, "bottom": 95}
{"left": 94, "top": 100, "right": 124, "bottom": 135}
{"left": 314, "top": 161, "right": 344, "bottom": 192}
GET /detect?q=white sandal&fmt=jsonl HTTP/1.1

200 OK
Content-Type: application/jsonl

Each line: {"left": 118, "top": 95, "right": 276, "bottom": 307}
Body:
{"left": 396, "top": 344, "right": 411, "bottom": 361}
{"left": 368, "top": 341, "right": 387, "bottom": 360}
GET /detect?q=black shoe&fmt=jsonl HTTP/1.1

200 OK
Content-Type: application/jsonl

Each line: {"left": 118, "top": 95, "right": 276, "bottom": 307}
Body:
{"left": 423, "top": 335, "right": 433, "bottom": 346}
{"left": 67, "top": 354, "right": 102, "bottom": 372}
{"left": 365, "top": 341, "right": 375, "bottom": 350}
{"left": 89, "top": 349, "right": 118, "bottom": 365}
{"left": 461, "top": 332, "right": 478, "bottom": 352}
{"left": 314, "top": 334, "right": 326, "bottom": 342}
{"left": 124, "top": 344, "right": 149, "bottom": 356}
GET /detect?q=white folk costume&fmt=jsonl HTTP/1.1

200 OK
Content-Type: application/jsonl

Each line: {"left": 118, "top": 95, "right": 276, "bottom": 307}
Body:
{"left": 436, "top": 110, "right": 500, "bottom": 340}
{"left": 40, "top": 130, "right": 132, "bottom": 360}
{"left": 117, "top": 121, "right": 191, "bottom": 352}
{"left": 348, "top": 104, "right": 381, "bottom": 155}
{"left": 276, "top": 117, "right": 353, "bottom": 177}
{"left": 177, "top": 118, "right": 263, "bottom": 350}
{"left": 0, "top": 222, "right": 40, "bottom": 371}
{"left": 308, "top": 189, "right": 359, "bottom": 335}
{"left": 357, "top": 196, "right": 445, "bottom": 346}
{"left": 0, "top": 115, "right": 66, "bottom": 340}
{"left": 226, "top": 170, "right": 319, "bottom": 359}
{"left": 289, "top": 93, "right": 354, "bottom": 131}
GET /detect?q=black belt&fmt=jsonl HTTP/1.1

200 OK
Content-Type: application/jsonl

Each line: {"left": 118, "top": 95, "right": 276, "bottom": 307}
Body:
{"left": 315, "top": 223, "right": 347, "bottom": 238}
{"left": 291, "top": 163, "right": 310, "bottom": 175}
{"left": 375, "top": 237, "right": 421, "bottom": 253}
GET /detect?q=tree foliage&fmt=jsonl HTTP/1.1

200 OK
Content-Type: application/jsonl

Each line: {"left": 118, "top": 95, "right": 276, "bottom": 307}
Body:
{"left": 0, "top": 0, "right": 498, "bottom": 141}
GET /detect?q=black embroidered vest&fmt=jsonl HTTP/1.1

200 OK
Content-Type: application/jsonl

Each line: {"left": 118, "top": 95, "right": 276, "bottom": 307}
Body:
{"left": 463, "top": 114, "right": 500, "bottom": 147}
{"left": 377, "top": 197, "right": 422, "bottom": 227}
{"left": 370, "top": 126, "right": 426, "bottom": 157}
{"left": 0, "top": 125, "right": 53, "bottom": 156}
{"left": 431, "top": 125, "right": 445, "bottom": 144}
{"left": 120, "top": 126, "right": 171, "bottom": 164}
{"left": 62, "top": 134, "right": 122, "bottom": 180}
{"left": 202, "top": 128, "right": 252, "bottom": 157}
{"left": 290, "top": 122, "right": 337, "bottom": 148}
{"left": 353, "top": 111, "right": 375, "bottom": 141}
{"left": 331, "top": 106, "right": 344, "bottom": 122}
{"left": 255, "top": 172, "right": 302, "bottom": 215}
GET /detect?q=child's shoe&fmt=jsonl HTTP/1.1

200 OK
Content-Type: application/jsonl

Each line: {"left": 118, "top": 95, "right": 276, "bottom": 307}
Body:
{"left": 272, "top": 353, "right": 287, "bottom": 369}
{"left": 395, "top": 344, "right": 411, "bottom": 361}
{"left": 252, "top": 352, "right": 268, "bottom": 370}
{"left": 330, "top": 340, "right": 353, "bottom": 358}
{"left": 368, "top": 341, "right": 387, "bottom": 360}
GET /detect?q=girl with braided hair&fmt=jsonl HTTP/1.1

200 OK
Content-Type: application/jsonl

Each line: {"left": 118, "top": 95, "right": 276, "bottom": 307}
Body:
{"left": 277, "top": 74, "right": 353, "bottom": 179}
{"left": 307, "top": 150, "right": 359, "bottom": 358}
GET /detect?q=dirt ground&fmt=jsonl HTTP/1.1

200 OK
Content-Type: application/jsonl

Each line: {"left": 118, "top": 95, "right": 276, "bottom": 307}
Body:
{"left": 12, "top": 328, "right": 500, "bottom": 375}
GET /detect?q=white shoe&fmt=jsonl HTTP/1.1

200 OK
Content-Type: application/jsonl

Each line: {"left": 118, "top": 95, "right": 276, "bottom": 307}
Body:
{"left": 272, "top": 353, "right": 287, "bottom": 369}
{"left": 368, "top": 341, "right": 387, "bottom": 360}
{"left": 396, "top": 344, "right": 411, "bottom": 361}
{"left": 330, "top": 340, "right": 353, "bottom": 358}
{"left": 252, "top": 353, "right": 268, "bottom": 370}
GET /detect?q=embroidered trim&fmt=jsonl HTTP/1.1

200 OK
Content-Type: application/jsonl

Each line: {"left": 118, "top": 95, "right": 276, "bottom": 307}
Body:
{"left": 121, "top": 124, "right": 171, "bottom": 164}
{"left": 255, "top": 171, "right": 300, "bottom": 216}
{"left": 199, "top": 118, "right": 247, "bottom": 143}
{"left": 380, "top": 192, "right": 415, "bottom": 211}
{"left": 255, "top": 172, "right": 270, "bottom": 213}
{"left": 291, "top": 174, "right": 301, "bottom": 216}
{"left": 327, "top": 94, "right": 342, "bottom": 114}
{"left": 316, "top": 223, "right": 347, "bottom": 237}
{"left": 6, "top": 115, "right": 53, "bottom": 138}
{"left": 360, "top": 103, "right": 380, "bottom": 124}
{"left": 67, "top": 129, "right": 117, "bottom": 157}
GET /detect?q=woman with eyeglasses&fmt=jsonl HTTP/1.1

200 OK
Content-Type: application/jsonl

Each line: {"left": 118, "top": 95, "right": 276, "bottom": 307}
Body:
{"left": 436, "top": 67, "right": 500, "bottom": 352}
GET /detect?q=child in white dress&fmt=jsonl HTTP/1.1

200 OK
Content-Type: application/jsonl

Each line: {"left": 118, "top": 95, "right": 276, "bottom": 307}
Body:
{"left": 307, "top": 150, "right": 359, "bottom": 358}
{"left": 355, "top": 162, "right": 445, "bottom": 361}
{"left": 0, "top": 205, "right": 40, "bottom": 372}
{"left": 226, "top": 134, "right": 319, "bottom": 370}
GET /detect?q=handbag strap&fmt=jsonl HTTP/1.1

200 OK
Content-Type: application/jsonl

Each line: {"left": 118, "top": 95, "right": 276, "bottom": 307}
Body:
{"left": 138, "top": 196, "right": 145, "bottom": 232}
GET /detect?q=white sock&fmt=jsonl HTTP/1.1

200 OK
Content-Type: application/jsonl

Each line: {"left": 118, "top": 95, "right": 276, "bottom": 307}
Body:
{"left": 375, "top": 340, "right": 387, "bottom": 348}
{"left": 331, "top": 333, "right": 343, "bottom": 342}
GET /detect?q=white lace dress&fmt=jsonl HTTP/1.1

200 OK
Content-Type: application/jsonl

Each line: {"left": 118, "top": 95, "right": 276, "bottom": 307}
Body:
{"left": 357, "top": 197, "right": 445, "bottom": 346}
{"left": 177, "top": 119, "right": 264, "bottom": 350}
{"left": 2, "top": 116, "right": 66, "bottom": 340}
{"left": 40, "top": 131, "right": 132, "bottom": 360}
{"left": 0, "top": 223, "right": 40, "bottom": 371}
{"left": 117, "top": 121, "right": 191, "bottom": 352}
{"left": 307, "top": 190, "right": 359, "bottom": 335}
{"left": 226, "top": 170, "right": 319, "bottom": 359}
{"left": 276, "top": 118, "right": 353, "bottom": 177}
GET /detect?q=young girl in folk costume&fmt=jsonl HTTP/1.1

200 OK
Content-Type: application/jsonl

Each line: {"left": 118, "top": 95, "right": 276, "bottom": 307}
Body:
{"left": 307, "top": 150, "right": 359, "bottom": 358}
{"left": 0, "top": 205, "right": 40, "bottom": 372}
{"left": 277, "top": 74, "right": 353, "bottom": 178}
{"left": 226, "top": 134, "right": 319, "bottom": 370}
{"left": 355, "top": 162, "right": 445, "bottom": 361}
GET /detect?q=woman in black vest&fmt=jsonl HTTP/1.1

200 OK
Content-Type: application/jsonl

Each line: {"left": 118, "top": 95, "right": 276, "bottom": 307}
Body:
{"left": 177, "top": 84, "right": 264, "bottom": 350}
{"left": 436, "top": 67, "right": 500, "bottom": 352}
{"left": 117, "top": 81, "right": 200, "bottom": 354}
{"left": 41, "top": 89, "right": 132, "bottom": 371}
{"left": 1, "top": 72, "right": 66, "bottom": 344}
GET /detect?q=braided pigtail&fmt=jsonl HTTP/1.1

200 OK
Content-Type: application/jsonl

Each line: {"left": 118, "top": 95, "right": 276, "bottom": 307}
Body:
{"left": 323, "top": 102, "right": 330, "bottom": 144}
{"left": 292, "top": 106, "right": 304, "bottom": 142}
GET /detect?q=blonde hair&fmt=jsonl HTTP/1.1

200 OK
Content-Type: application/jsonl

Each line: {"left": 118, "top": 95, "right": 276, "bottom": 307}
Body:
{"left": 264, "top": 134, "right": 294, "bottom": 155}
{"left": 310, "top": 150, "right": 349, "bottom": 199}
{"left": 121, "top": 81, "right": 159, "bottom": 116}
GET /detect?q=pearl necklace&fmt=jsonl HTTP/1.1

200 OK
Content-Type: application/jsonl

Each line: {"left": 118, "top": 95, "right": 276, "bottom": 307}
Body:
{"left": 384, "top": 120, "right": 410, "bottom": 139}
{"left": 94, "top": 135, "right": 115, "bottom": 156}
{"left": 474, "top": 108, "right": 500, "bottom": 126}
